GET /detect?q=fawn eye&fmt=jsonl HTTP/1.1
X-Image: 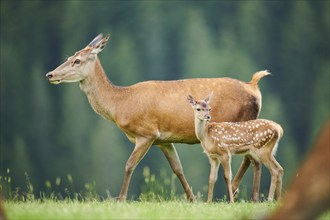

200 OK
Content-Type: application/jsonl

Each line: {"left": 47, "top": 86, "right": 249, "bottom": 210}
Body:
{"left": 74, "top": 59, "right": 81, "bottom": 64}
{"left": 196, "top": 108, "right": 201, "bottom": 111}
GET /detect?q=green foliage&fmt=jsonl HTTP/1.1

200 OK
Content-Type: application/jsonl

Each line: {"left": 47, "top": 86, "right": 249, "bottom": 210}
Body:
{"left": 1, "top": 0, "right": 329, "bottom": 201}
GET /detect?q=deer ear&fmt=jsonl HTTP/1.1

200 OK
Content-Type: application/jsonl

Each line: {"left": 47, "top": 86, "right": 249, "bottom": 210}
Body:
{"left": 187, "top": 94, "right": 196, "bottom": 106}
{"left": 204, "top": 92, "right": 213, "bottom": 103}
{"left": 88, "top": 33, "right": 103, "bottom": 47}
{"left": 89, "top": 34, "right": 110, "bottom": 54}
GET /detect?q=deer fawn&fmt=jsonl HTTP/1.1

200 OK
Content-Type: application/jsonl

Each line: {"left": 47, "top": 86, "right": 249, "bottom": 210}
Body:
{"left": 188, "top": 93, "right": 284, "bottom": 203}
{"left": 46, "top": 33, "right": 270, "bottom": 202}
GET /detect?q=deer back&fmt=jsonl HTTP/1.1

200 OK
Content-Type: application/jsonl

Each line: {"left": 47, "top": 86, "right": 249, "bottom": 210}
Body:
{"left": 114, "top": 78, "right": 263, "bottom": 144}
{"left": 206, "top": 119, "right": 283, "bottom": 153}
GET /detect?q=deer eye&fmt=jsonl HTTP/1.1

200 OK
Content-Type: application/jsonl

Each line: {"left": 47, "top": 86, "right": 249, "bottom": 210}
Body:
{"left": 74, "top": 59, "right": 81, "bottom": 64}
{"left": 196, "top": 108, "right": 201, "bottom": 111}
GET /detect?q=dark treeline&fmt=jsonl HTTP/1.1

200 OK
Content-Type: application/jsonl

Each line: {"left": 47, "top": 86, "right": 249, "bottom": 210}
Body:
{"left": 1, "top": 0, "right": 329, "bottom": 200}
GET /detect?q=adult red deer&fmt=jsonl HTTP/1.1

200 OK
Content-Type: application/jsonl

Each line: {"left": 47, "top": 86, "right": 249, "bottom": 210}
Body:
{"left": 46, "top": 33, "right": 270, "bottom": 201}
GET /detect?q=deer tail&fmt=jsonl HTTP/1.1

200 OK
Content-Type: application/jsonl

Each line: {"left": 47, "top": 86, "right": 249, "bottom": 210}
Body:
{"left": 249, "top": 70, "right": 271, "bottom": 87}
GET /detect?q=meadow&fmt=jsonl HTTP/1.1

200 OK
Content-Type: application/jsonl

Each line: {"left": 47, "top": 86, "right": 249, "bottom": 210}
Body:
{"left": 1, "top": 169, "right": 271, "bottom": 219}
{"left": 3, "top": 200, "right": 330, "bottom": 219}
{"left": 4, "top": 200, "right": 276, "bottom": 219}
{"left": 2, "top": 168, "right": 330, "bottom": 219}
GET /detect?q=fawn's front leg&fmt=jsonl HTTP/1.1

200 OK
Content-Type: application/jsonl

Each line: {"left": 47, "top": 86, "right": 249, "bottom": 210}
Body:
{"left": 221, "top": 155, "right": 234, "bottom": 203}
{"left": 207, "top": 158, "right": 220, "bottom": 203}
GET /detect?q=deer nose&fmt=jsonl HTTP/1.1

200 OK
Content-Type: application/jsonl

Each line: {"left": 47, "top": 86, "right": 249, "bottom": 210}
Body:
{"left": 46, "top": 73, "right": 53, "bottom": 79}
{"left": 206, "top": 115, "right": 211, "bottom": 121}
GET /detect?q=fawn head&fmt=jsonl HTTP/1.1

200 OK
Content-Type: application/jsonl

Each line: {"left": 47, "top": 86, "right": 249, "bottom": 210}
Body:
{"left": 46, "top": 33, "right": 110, "bottom": 84}
{"left": 187, "top": 93, "right": 213, "bottom": 121}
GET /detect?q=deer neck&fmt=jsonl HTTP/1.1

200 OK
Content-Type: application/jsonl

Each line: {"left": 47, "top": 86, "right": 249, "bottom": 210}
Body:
{"left": 79, "top": 57, "right": 121, "bottom": 121}
{"left": 194, "top": 117, "right": 208, "bottom": 142}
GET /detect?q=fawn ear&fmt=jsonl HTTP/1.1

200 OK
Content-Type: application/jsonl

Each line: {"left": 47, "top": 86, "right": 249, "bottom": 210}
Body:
{"left": 204, "top": 92, "right": 213, "bottom": 103}
{"left": 187, "top": 94, "right": 196, "bottom": 106}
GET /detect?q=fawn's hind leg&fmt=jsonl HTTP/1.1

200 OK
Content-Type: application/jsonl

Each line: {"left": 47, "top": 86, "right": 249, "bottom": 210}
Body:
{"left": 261, "top": 154, "right": 283, "bottom": 201}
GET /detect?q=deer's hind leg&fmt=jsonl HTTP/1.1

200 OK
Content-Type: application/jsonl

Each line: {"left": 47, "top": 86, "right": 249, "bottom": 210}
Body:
{"left": 231, "top": 155, "right": 262, "bottom": 202}
{"left": 260, "top": 147, "right": 283, "bottom": 202}
{"left": 232, "top": 156, "right": 250, "bottom": 198}
{"left": 273, "top": 158, "right": 283, "bottom": 200}
{"left": 250, "top": 157, "right": 262, "bottom": 202}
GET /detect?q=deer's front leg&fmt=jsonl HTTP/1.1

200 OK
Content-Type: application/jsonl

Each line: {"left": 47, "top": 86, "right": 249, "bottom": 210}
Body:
{"left": 231, "top": 156, "right": 251, "bottom": 198}
{"left": 207, "top": 158, "right": 220, "bottom": 203}
{"left": 159, "top": 143, "right": 195, "bottom": 202}
{"left": 118, "top": 137, "right": 154, "bottom": 202}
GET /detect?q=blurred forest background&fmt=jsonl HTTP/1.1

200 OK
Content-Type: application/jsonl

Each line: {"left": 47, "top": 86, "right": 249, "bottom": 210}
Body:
{"left": 1, "top": 0, "right": 329, "bottom": 200}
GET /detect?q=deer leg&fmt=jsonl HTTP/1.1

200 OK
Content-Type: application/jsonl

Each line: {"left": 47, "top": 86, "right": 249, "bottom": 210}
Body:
{"left": 207, "top": 158, "right": 220, "bottom": 203}
{"left": 159, "top": 143, "right": 195, "bottom": 202}
{"left": 232, "top": 156, "right": 251, "bottom": 198}
{"left": 250, "top": 157, "right": 262, "bottom": 202}
{"left": 262, "top": 156, "right": 283, "bottom": 202}
{"left": 273, "top": 158, "right": 283, "bottom": 200}
{"left": 118, "top": 137, "right": 154, "bottom": 202}
{"left": 221, "top": 155, "right": 234, "bottom": 203}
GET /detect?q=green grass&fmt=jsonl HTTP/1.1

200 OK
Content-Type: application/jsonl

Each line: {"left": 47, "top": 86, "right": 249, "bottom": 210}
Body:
{"left": 2, "top": 168, "right": 330, "bottom": 219}
{"left": 4, "top": 200, "right": 277, "bottom": 219}
{"left": 4, "top": 200, "right": 330, "bottom": 220}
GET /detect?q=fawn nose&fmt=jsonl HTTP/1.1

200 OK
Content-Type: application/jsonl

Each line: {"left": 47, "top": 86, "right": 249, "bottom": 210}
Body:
{"left": 206, "top": 115, "right": 211, "bottom": 121}
{"left": 46, "top": 73, "right": 53, "bottom": 79}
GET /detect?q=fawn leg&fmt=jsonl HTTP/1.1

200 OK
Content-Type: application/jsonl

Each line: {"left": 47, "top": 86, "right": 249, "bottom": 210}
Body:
{"left": 207, "top": 158, "right": 220, "bottom": 203}
{"left": 221, "top": 155, "right": 234, "bottom": 203}
{"left": 159, "top": 143, "right": 195, "bottom": 202}
{"left": 262, "top": 156, "right": 283, "bottom": 202}
{"left": 273, "top": 158, "right": 284, "bottom": 200}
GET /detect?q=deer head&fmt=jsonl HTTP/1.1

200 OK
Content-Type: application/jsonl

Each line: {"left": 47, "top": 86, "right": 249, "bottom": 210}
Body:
{"left": 46, "top": 34, "right": 110, "bottom": 84}
{"left": 187, "top": 93, "right": 213, "bottom": 121}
